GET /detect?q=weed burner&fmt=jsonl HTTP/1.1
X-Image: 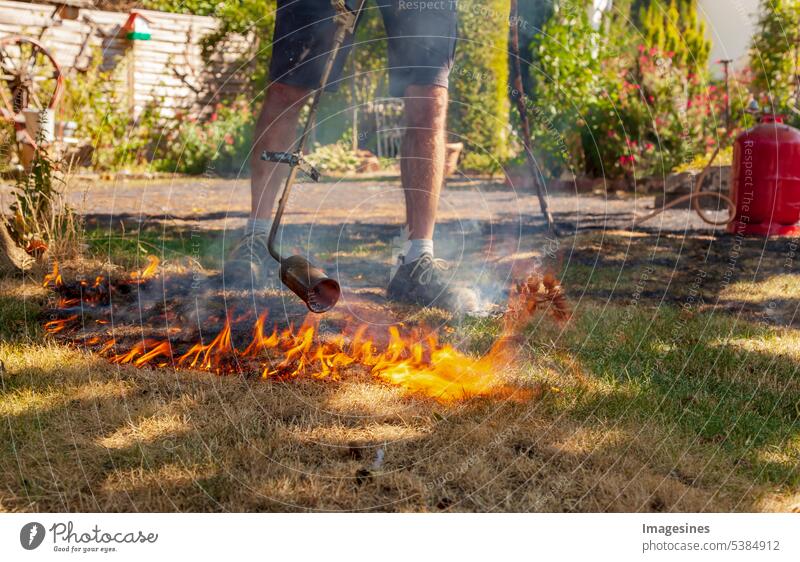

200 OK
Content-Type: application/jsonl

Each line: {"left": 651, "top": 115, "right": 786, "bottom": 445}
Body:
{"left": 262, "top": 0, "right": 366, "bottom": 313}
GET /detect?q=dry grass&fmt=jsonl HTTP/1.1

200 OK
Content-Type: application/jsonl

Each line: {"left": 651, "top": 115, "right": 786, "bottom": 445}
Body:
{"left": 1, "top": 229, "right": 799, "bottom": 512}
{"left": 0, "top": 342, "right": 763, "bottom": 512}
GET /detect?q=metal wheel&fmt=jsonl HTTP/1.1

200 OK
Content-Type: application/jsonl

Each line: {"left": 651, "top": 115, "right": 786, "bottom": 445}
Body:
{"left": 0, "top": 36, "right": 64, "bottom": 117}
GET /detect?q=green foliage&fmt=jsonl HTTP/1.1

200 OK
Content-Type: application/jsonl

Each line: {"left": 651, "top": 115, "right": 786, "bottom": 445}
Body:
{"left": 528, "top": 0, "right": 722, "bottom": 179}
{"left": 344, "top": 8, "right": 389, "bottom": 106}
{"left": 200, "top": 1, "right": 277, "bottom": 95}
{"left": 8, "top": 140, "right": 82, "bottom": 258}
{"left": 449, "top": 0, "right": 511, "bottom": 171}
{"left": 530, "top": 1, "right": 603, "bottom": 175}
{"left": 141, "top": 0, "right": 219, "bottom": 15}
{"left": 10, "top": 146, "right": 58, "bottom": 245}
{"left": 750, "top": 0, "right": 800, "bottom": 115}
{"left": 154, "top": 99, "right": 254, "bottom": 176}
{"left": 639, "top": 0, "right": 711, "bottom": 73}
{"left": 304, "top": 142, "right": 361, "bottom": 174}
{"left": 59, "top": 49, "right": 159, "bottom": 170}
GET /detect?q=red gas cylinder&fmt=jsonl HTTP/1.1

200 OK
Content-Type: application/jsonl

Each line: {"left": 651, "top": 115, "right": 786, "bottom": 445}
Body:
{"left": 728, "top": 114, "right": 800, "bottom": 236}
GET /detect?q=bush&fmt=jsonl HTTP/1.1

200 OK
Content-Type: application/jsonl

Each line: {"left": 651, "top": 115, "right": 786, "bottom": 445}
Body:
{"left": 304, "top": 142, "right": 361, "bottom": 175}
{"left": 749, "top": 0, "right": 800, "bottom": 119}
{"left": 448, "top": 0, "right": 511, "bottom": 172}
{"left": 528, "top": 0, "right": 723, "bottom": 180}
{"left": 154, "top": 99, "right": 254, "bottom": 176}
{"left": 58, "top": 48, "right": 159, "bottom": 170}
{"left": 199, "top": 1, "right": 277, "bottom": 95}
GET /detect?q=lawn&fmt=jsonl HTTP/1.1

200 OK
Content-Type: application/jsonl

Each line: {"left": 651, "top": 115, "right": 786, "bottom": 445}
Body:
{"left": 1, "top": 222, "right": 798, "bottom": 512}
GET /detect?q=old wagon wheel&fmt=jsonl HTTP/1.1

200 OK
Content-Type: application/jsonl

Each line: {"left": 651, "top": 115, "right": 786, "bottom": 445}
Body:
{"left": 0, "top": 36, "right": 64, "bottom": 118}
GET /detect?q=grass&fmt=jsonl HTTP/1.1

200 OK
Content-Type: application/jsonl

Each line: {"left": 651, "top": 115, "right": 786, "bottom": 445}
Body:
{"left": 0, "top": 227, "right": 798, "bottom": 512}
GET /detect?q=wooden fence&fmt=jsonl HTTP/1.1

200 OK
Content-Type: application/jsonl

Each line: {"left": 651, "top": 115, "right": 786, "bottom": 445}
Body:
{"left": 0, "top": 0, "right": 251, "bottom": 118}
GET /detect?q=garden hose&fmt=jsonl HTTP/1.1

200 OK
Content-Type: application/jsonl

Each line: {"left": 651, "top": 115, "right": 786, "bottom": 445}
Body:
{"left": 632, "top": 145, "right": 737, "bottom": 228}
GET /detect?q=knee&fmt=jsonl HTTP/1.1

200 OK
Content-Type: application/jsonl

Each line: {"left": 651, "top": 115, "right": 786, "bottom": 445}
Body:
{"left": 404, "top": 85, "right": 448, "bottom": 130}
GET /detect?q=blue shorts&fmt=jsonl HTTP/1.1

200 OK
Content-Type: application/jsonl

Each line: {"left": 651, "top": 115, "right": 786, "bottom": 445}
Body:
{"left": 269, "top": 0, "right": 458, "bottom": 97}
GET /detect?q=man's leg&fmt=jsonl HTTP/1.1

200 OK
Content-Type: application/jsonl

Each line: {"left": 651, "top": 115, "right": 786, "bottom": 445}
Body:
{"left": 401, "top": 84, "right": 449, "bottom": 246}
{"left": 224, "top": 82, "right": 309, "bottom": 286}
{"left": 250, "top": 83, "right": 310, "bottom": 221}
{"left": 388, "top": 84, "right": 476, "bottom": 311}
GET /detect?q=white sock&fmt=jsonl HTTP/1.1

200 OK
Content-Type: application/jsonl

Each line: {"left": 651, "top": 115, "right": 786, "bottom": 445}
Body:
{"left": 403, "top": 239, "right": 434, "bottom": 263}
{"left": 245, "top": 218, "right": 271, "bottom": 236}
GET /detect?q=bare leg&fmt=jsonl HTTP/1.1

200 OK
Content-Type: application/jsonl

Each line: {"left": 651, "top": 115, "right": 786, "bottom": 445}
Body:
{"left": 250, "top": 83, "right": 311, "bottom": 221}
{"left": 401, "top": 85, "right": 449, "bottom": 240}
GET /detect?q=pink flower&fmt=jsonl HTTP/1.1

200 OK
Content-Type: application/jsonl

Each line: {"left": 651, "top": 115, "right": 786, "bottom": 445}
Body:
{"left": 224, "top": 133, "right": 234, "bottom": 145}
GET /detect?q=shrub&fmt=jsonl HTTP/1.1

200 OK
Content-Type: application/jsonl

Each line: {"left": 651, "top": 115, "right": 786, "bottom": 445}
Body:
{"left": 58, "top": 48, "right": 159, "bottom": 170}
{"left": 528, "top": 0, "right": 723, "bottom": 180}
{"left": 749, "top": 0, "right": 800, "bottom": 119}
{"left": 154, "top": 99, "right": 254, "bottom": 176}
{"left": 639, "top": 0, "right": 711, "bottom": 74}
{"left": 448, "top": 0, "right": 511, "bottom": 172}
{"left": 304, "top": 142, "right": 361, "bottom": 174}
{"left": 199, "top": 1, "right": 277, "bottom": 95}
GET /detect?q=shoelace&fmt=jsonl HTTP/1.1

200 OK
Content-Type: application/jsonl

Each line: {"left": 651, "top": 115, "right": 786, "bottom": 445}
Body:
{"left": 409, "top": 254, "right": 450, "bottom": 285}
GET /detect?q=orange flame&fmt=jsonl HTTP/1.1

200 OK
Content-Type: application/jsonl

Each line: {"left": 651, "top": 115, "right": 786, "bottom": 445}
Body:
{"left": 178, "top": 318, "right": 236, "bottom": 372}
{"left": 44, "top": 315, "right": 78, "bottom": 334}
{"left": 42, "top": 261, "right": 63, "bottom": 288}
{"left": 129, "top": 256, "right": 160, "bottom": 283}
{"left": 39, "top": 263, "right": 564, "bottom": 402}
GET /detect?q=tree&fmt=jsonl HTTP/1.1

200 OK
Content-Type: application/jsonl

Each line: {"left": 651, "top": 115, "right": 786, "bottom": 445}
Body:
{"left": 639, "top": 0, "right": 710, "bottom": 73}
{"left": 448, "top": 0, "right": 511, "bottom": 171}
{"left": 750, "top": 0, "right": 800, "bottom": 114}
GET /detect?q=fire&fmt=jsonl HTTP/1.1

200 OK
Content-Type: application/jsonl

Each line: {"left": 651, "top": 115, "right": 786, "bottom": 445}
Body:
{"left": 178, "top": 318, "right": 236, "bottom": 372}
{"left": 44, "top": 315, "right": 78, "bottom": 334}
{"left": 42, "top": 261, "right": 63, "bottom": 288}
{"left": 129, "top": 256, "right": 160, "bottom": 283}
{"left": 40, "top": 261, "right": 568, "bottom": 402}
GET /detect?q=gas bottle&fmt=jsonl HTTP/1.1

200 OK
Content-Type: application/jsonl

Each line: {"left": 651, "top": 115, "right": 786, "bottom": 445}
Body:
{"left": 728, "top": 114, "right": 800, "bottom": 236}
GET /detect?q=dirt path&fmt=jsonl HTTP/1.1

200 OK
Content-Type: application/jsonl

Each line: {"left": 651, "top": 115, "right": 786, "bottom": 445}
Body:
{"left": 62, "top": 176, "right": 727, "bottom": 234}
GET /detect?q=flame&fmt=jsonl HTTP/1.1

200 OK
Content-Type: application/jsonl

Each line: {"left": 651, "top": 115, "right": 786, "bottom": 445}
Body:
{"left": 177, "top": 318, "right": 236, "bottom": 372}
{"left": 129, "top": 256, "right": 160, "bottom": 283}
{"left": 42, "top": 261, "right": 63, "bottom": 288}
{"left": 44, "top": 315, "right": 78, "bottom": 334}
{"left": 39, "top": 262, "right": 567, "bottom": 403}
